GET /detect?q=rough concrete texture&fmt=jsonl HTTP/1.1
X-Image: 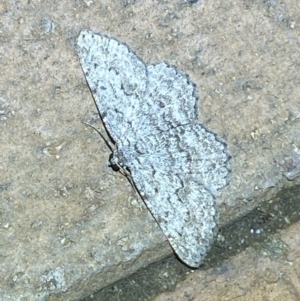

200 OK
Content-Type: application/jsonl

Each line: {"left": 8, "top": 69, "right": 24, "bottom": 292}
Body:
{"left": 153, "top": 220, "right": 300, "bottom": 301}
{"left": 0, "top": 0, "right": 299, "bottom": 300}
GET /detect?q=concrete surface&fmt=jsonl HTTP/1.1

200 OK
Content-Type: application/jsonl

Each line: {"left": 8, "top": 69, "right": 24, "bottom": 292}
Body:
{"left": 153, "top": 220, "right": 300, "bottom": 301}
{"left": 84, "top": 184, "right": 300, "bottom": 301}
{"left": 0, "top": 0, "right": 299, "bottom": 300}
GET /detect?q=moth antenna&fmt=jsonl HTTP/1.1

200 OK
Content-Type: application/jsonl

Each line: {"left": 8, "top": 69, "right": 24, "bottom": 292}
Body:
{"left": 83, "top": 121, "right": 114, "bottom": 152}
{"left": 84, "top": 121, "right": 138, "bottom": 195}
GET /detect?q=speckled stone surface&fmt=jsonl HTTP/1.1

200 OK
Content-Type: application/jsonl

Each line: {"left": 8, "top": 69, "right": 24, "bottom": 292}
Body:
{"left": 0, "top": 0, "right": 299, "bottom": 300}
{"left": 153, "top": 219, "right": 300, "bottom": 301}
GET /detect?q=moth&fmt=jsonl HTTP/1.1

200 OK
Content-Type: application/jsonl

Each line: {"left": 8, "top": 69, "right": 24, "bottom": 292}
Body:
{"left": 76, "top": 30, "right": 230, "bottom": 267}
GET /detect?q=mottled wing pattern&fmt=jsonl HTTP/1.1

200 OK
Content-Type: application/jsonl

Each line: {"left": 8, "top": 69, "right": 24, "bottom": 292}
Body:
{"left": 76, "top": 30, "right": 147, "bottom": 143}
{"left": 127, "top": 123, "right": 228, "bottom": 267}
{"left": 77, "top": 31, "right": 200, "bottom": 146}
{"left": 76, "top": 30, "right": 231, "bottom": 267}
